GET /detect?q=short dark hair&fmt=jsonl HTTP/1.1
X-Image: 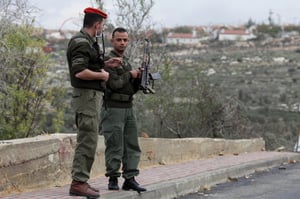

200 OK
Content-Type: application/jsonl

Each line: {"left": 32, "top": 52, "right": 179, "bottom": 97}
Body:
{"left": 83, "top": 13, "right": 104, "bottom": 28}
{"left": 112, "top": 27, "right": 128, "bottom": 38}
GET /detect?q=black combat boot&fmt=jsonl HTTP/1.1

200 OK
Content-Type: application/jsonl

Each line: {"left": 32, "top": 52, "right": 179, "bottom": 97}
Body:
{"left": 108, "top": 177, "right": 119, "bottom": 190}
{"left": 122, "top": 177, "right": 147, "bottom": 193}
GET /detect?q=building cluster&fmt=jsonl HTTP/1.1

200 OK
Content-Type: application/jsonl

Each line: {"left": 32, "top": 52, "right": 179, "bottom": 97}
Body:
{"left": 165, "top": 25, "right": 257, "bottom": 46}
{"left": 42, "top": 25, "right": 257, "bottom": 45}
{"left": 41, "top": 24, "right": 300, "bottom": 52}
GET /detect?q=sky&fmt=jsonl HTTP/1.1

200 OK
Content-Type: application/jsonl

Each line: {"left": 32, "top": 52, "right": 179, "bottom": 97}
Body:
{"left": 29, "top": 0, "right": 300, "bottom": 30}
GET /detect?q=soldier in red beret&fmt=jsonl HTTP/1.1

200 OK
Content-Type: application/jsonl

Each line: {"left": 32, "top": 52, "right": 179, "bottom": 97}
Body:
{"left": 67, "top": 7, "right": 122, "bottom": 199}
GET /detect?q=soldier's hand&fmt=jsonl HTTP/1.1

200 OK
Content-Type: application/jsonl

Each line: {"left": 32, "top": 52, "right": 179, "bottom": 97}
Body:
{"left": 130, "top": 69, "right": 139, "bottom": 79}
{"left": 105, "top": 57, "right": 122, "bottom": 67}
{"left": 100, "top": 69, "right": 109, "bottom": 81}
{"left": 137, "top": 67, "right": 144, "bottom": 78}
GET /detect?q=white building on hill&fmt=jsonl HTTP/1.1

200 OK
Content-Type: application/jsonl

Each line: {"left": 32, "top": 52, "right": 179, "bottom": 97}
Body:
{"left": 166, "top": 30, "right": 202, "bottom": 45}
{"left": 218, "top": 29, "right": 256, "bottom": 41}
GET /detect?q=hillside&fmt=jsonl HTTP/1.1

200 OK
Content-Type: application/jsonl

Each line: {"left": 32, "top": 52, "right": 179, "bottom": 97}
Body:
{"left": 166, "top": 42, "right": 300, "bottom": 150}
{"left": 46, "top": 32, "right": 300, "bottom": 151}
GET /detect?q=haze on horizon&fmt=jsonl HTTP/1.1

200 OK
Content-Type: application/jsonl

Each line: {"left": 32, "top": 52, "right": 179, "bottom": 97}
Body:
{"left": 29, "top": 0, "right": 300, "bottom": 30}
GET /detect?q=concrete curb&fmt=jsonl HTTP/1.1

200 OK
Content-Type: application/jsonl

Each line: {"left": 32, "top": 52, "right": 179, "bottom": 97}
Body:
{"left": 0, "top": 134, "right": 265, "bottom": 194}
{"left": 101, "top": 153, "right": 300, "bottom": 199}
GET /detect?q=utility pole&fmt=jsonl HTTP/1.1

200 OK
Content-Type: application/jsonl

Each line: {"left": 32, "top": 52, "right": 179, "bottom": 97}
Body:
{"left": 268, "top": 9, "right": 274, "bottom": 26}
{"left": 295, "top": 124, "right": 300, "bottom": 152}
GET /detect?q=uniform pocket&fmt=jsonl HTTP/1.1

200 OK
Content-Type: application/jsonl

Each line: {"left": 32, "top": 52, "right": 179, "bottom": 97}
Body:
{"left": 72, "top": 89, "right": 82, "bottom": 98}
{"left": 71, "top": 89, "right": 100, "bottom": 117}
{"left": 75, "top": 111, "right": 97, "bottom": 131}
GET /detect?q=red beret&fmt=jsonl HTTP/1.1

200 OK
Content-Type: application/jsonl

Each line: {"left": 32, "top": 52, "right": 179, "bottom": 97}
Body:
{"left": 84, "top": 7, "right": 108, "bottom": 19}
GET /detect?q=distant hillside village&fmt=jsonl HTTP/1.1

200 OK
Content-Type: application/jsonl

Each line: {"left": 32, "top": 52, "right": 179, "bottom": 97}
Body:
{"left": 164, "top": 26, "right": 257, "bottom": 45}
{"left": 43, "top": 25, "right": 258, "bottom": 45}
{"left": 42, "top": 23, "right": 300, "bottom": 50}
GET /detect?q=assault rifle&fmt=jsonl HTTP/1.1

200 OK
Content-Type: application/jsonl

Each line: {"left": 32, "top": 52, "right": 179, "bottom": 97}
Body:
{"left": 93, "top": 33, "right": 106, "bottom": 91}
{"left": 140, "top": 39, "right": 160, "bottom": 94}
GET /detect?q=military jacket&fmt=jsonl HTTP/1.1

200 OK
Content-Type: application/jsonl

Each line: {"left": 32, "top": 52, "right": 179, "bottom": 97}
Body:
{"left": 104, "top": 50, "right": 140, "bottom": 108}
{"left": 66, "top": 28, "right": 104, "bottom": 91}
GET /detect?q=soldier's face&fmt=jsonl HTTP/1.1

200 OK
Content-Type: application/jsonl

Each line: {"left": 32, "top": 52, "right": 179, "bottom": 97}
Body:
{"left": 95, "top": 20, "right": 105, "bottom": 34}
{"left": 111, "top": 31, "right": 129, "bottom": 54}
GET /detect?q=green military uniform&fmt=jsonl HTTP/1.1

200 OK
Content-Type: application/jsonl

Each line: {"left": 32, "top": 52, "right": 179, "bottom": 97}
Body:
{"left": 101, "top": 50, "right": 141, "bottom": 180}
{"left": 67, "top": 28, "right": 103, "bottom": 182}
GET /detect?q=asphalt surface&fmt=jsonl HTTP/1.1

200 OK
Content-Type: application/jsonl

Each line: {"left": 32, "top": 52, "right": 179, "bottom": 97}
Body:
{"left": 2, "top": 151, "right": 300, "bottom": 199}
{"left": 180, "top": 159, "right": 300, "bottom": 199}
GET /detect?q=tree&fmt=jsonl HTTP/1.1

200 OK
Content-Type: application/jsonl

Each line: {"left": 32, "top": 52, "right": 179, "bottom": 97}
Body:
{"left": 113, "top": 0, "right": 154, "bottom": 34}
{"left": 94, "top": 0, "right": 104, "bottom": 9}
{"left": 257, "top": 24, "right": 281, "bottom": 38}
{"left": 0, "top": 25, "right": 46, "bottom": 139}
{"left": 0, "top": 0, "right": 37, "bottom": 34}
{"left": 0, "top": 0, "right": 64, "bottom": 139}
{"left": 245, "top": 18, "right": 256, "bottom": 28}
{"left": 172, "top": 26, "right": 193, "bottom": 34}
{"left": 112, "top": 0, "right": 155, "bottom": 59}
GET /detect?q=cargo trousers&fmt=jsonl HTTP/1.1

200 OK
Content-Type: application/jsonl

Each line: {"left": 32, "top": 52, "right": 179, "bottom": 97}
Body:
{"left": 71, "top": 88, "right": 102, "bottom": 182}
{"left": 100, "top": 107, "right": 141, "bottom": 179}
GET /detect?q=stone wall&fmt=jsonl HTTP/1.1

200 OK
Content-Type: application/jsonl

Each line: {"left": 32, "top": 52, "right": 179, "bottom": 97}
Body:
{"left": 0, "top": 133, "right": 265, "bottom": 195}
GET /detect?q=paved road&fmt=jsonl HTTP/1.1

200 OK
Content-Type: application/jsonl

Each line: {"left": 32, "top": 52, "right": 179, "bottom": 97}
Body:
{"left": 180, "top": 161, "right": 300, "bottom": 199}
{"left": 2, "top": 151, "right": 300, "bottom": 199}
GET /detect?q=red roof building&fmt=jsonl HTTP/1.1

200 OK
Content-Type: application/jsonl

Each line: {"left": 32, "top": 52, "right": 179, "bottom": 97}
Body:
{"left": 218, "top": 29, "right": 256, "bottom": 41}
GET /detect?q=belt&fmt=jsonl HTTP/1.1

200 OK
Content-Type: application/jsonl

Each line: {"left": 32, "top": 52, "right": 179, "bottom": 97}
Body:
{"left": 108, "top": 93, "right": 132, "bottom": 102}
